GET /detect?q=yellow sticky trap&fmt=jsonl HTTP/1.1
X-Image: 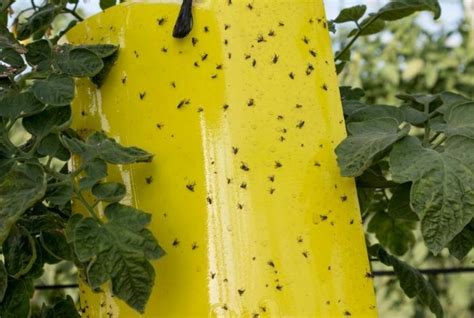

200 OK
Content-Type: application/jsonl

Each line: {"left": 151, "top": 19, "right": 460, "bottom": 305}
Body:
{"left": 66, "top": 0, "right": 377, "bottom": 317}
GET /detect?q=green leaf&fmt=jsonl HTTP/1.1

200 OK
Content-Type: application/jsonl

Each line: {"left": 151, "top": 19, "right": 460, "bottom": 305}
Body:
{"left": 368, "top": 211, "right": 415, "bottom": 256}
{"left": 18, "top": 207, "right": 65, "bottom": 235}
{"left": 447, "top": 220, "right": 473, "bottom": 260}
{"left": 0, "top": 92, "right": 45, "bottom": 118}
{"left": 0, "top": 261, "right": 7, "bottom": 302}
{"left": 0, "top": 278, "right": 34, "bottom": 318}
{"left": 92, "top": 47, "right": 119, "bottom": 87}
{"left": 336, "top": 49, "right": 351, "bottom": 62}
{"left": 356, "top": 164, "right": 398, "bottom": 189}
{"left": 39, "top": 295, "right": 80, "bottom": 318}
{"left": 24, "top": 239, "right": 45, "bottom": 279}
{"left": 0, "top": 163, "right": 46, "bottom": 245}
{"left": 0, "top": 158, "right": 14, "bottom": 179}
{"left": 397, "top": 93, "right": 440, "bottom": 111}
{"left": 377, "top": 0, "right": 441, "bottom": 21}
{"left": 38, "top": 133, "right": 71, "bottom": 161}
{"left": 45, "top": 179, "right": 73, "bottom": 206}
{"left": 92, "top": 182, "right": 126, "bottom": 202}
{"left": 22, "top": 105, "right": 72, "bottom": 137}
{"left": 348, "top": 15, "right": 386, "bottom": 37}
{"left": 347, "top": 104, "right": 404, "bottom": 124}
{"left": 0, "top": 47, "right": 25, "bottom": 69}
{"left": 71, "top": 203, "right": 164, "bottom": 313}
{"left": 334, "top": 5, "right": 367, "bottom": 23}
{"left": 73, "top": 218, "right": 108, "bottom": 262}
{"left": 340, "top": 86, "right": 365, "bottom": 101}
{"left": 369, "top": 245, "right": 443, "bottom": 318}
{"left": 0, "top": 26, "right": 26, "bottom": 53}
{"left": 63, "top": 132, "right": 153, "bottom": 165}
{"left": 60, "top": 135, "right": 87, "bottom": 154}
{"left": 443, "top": 102, "right": 474, "bottom": 139}
{"left": 437, "top": 91, "right": 471, "bottom": 114}
{"left": 40, "top": 230, "right": 74, "bottom": 261}
{"left": 79, "top": 158, "right": 107, "bottom": 189}
{"left": 100, "top": 0, "right": 116, "bottom": 11}
{"left": 342, "top": 100, "right": 366, "bottom": 116}
{"left": 103, "top": 203, "right": 152, "bottom": 231}
{"left": 79, "top": 44, "right": 118, "bottom": 58}
{"left": 32, "top": 74, "right": 74, "bottom": 106}
{"left": 87, "top": 132, "right": 153, "bottom": 164}
{"left": 400, "top": 105, "right": 429, "bottom": 125}
{"left": 428, "top": 116, "right": 447, "bottom": 133}
{"left": 16, "top": 4, "right": 58, "bottom": 40}
{"left": 390, "top": 136, "right": 474, "bottom": 254}
{"left": 57, "top": 47, "right": 104, "bottom": 77}
{"left": 327, "top": 20, "right": 336, "bottom": 33}
{"left": 388, "top": 183, "right": 419, "bottom": 221}
{"left": 64, "top": 213, "right": 84, "bottom": 244}
{"left": 336, "top": 118, "right": 410, "bottom": 177}
{"left": 357, "top": 188, "right": 375, "bottom": 216}
{"left": 25, "top": 39, "right": 51, "bottom": 66}
{"left": 139, "top": 228, "right": 166, "bottom": 259}
{"left": 335, "top": 61, "right": 346, "bottom": 74}
{"left": 3, "top": 225, "right": 37, "bottom": 278}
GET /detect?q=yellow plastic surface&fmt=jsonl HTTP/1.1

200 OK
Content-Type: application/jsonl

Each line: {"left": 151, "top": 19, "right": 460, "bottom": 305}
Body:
{"left": 66, "top": 1, "right": 377, "bottom": 317}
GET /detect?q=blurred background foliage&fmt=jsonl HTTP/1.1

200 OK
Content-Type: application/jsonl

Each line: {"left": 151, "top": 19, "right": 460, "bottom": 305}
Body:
{"left": 6, "top": 0, "right": 472, "bottom": 317}
{"left": 338, "top": 9, "right": 474, "bottom": 104}
{"left": 332, "top": 0, "right": 473, "bottom": 317}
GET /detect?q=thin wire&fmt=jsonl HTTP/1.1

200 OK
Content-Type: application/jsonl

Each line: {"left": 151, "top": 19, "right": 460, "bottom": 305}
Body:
{"left": 33, "top": 267, "right": 474, "bottom": 290}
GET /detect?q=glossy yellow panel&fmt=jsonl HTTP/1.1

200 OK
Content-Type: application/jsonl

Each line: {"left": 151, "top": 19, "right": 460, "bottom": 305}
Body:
{"left": 66, "top": 1, "right": 377, "bottom": 317}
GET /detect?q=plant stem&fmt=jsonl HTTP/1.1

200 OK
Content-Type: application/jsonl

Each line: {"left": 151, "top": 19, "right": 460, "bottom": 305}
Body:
{"left": 335, "top": 14, "right": 381, "bottom": 61}
{"left": 45, "top": 156, "right": 53, "bottom": 169}
{"left": 70, "top": 164, "right": 84, "bottom": 178}
{"left": 43, "top": 165, "right": 68, "bottom": 181}
{"left": 5, "top": 120, "right": 15, "bottom": 132}
{"left": 62, "top": 8, "right": 83, "bottom": 21}
{"left": 382, "top": 189, "right": 390, "bottom": 202}
{"left": 26, "top": 137, "right": 42, "bottom": 157}
{"left": 74, "top": 188, "right": 100, "bottom": 221}
{"left": 423, "top": 102, "right": 431, "bottom": 146}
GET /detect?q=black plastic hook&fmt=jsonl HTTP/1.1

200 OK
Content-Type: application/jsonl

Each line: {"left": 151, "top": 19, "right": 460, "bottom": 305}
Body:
{"left": 173, "top": 0, "right": 193, "bottom": 38}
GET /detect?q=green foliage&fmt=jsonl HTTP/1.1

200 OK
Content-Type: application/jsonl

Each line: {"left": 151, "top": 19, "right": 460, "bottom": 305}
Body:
{"left": 333, "top": 5, "right": 367, "bottom": 23}
{"left": 62, "top": 131, "right": 153, "bottom": 164}
{"left": 333, "top": 0, "right": 474, "bottom": 315}
{"left": 336, "top": 118, "right": 409, "bottom": 176}
{"left": 0, "top": 164, "right": 46, "bottom": 244}
{"left": 338, "top": 15, "right": 473, "bottom": 104}
{"left": 331, "top": 0, "right": 442, "bottom": 72}
{"left": 337, "top": 88, "right": 474, "bottom": 257}
{"left": 3, "top": 225, "right": 37, "bottom": 279}
{"left": 369, "top": 245, "right": 444, "bottom": 317}
{"left": 448, "top": 221, "right": 474, "bottom": 260}
{"left": 31, "top": 75, "right": 75, "bottom": 106}
{"left": 390, "top": 136, "right": 474, "bottom": 254}
{"left": 0, "top": 0, "right": 470, "bottom": 317}
{"left": 56, "top": 46, "right": 104, "bottom": 77}
{"left": 100, "top": 0, "right": 117, "bottom": 11}
{"left": 368, "top": 211, "right": 416, "bottom": 256}
{"left": 67, "top": 204, "right": 165, "bottom": 313}
{"left": 37, "top": 296, "right": 80, "bottom": 318}
{"left": 0, "top": 1, "right": 163, "bottom": 317}
{"left": 0, "top": 278, "right": 34, "bottom": 317}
